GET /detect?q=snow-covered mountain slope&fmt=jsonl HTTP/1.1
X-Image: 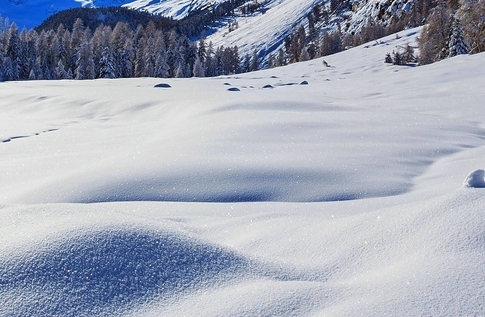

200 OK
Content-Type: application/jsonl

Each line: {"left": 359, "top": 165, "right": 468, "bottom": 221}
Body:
{"left": 204, "top": 0, "right": 317, "bottom": 59}
{"left": 1, "top": 29, "right": 485, "bottom": 316}
{"left": 0, "top": 0, "right": 129, "bottom": 29}
{"left": 202, "top": 0, "right": 416, "bottom": 60}
{"left": 123, "top": 0, "right": 227, "bottom": 19}
{"left": 2, "top": 0, "right": 414, "bottom": 57}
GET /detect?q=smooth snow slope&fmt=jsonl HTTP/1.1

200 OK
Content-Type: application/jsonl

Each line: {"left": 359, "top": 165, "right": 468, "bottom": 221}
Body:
{"left": 123, "top": 0, "right": 226, "bottom": 19}
{"left": 1, "top": 29, "right": 485, "bottom": 316}
{"left": 204, "top": 0, "right": 318, "bottom": 60}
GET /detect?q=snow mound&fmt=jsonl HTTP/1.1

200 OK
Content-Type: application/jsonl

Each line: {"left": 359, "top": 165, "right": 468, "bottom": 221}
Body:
{"left": 463, "top": 169, "right": 485, "bottom": 188}
{"left": 0, "top": 227, "right": 253, "bottom": 316}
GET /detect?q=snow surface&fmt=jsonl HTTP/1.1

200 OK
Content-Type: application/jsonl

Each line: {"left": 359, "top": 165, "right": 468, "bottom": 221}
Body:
{"left": 1, "top": 29, "right": 485, "bottom": 316}
{"left": 204, "top": 0, "right": 318, "bottom": 60}
{"left": 123, "top": 0, "right": 225, "bottom": 20}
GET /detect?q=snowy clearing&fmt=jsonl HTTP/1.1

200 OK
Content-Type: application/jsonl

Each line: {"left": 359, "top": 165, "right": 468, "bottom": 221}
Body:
{"left": 1, "top": 29, "right": 485, "bottom": 316}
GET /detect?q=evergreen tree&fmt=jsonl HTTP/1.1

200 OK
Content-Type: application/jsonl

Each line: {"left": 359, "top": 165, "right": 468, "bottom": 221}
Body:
{"left": 267, "top": 53, "right": 276, "bottom": 68}
{"left": 110, "top": 22, "right": 132, "bottom": 78}
{"left": 154, "top": 50, "right": 170, "bottom": 78}
{"left": 99, "top": 46, "right": 115, "bottom": 78}
{"left": 242, "top": 53, "right": 251, "bottom": 73}
{"left": 299, "top": 46, "right": 310, "bottom": 61}
{"left": 447, "top": 14, "right": 469, "bottom": 57}
{"left": 192, "top": 56, "right": 205, "bottom": 77}
{"left": 56, "top": 59, "right": 68, "bottom": 79}
{"left": 392, "top": 50, "right": 403, "bottom": 65}
{"left": 5, "top": 23, "right": 21, "bottom": 80}
{"left": 197, "top": 37, "right": 206, "bottom": 61}
{"left": 0, "top": 52, "right": 4, "bottom": 82}
{"left": 2, "top": 57, "right": 14, "bottom": 81}
{"left": 276, "top": 48, "right": 286, "bottom": 66}
{"left": 307, "top": 12, "right": 316, "bottom": 36}
{"left": 75, "top": 41, "right": 95, "bottom": 80}
{"left": 134, "top": 36, "right": 146, "bottom": 77}
{"left": 385, "top": 52, "right": 393, "bottom": 63}
{"left": 19, "top": 29, "right": 35, "bottom": 80}
{"left": 402, "top": 44, "right": 417, "bottom": 63}
{"left": 70, "top": 18, "right": 85, "bottom": 67}
{"left": 142, "top": 36, "right": 155, "bottom": 77}
{"left": 250, "top": 49, "right": 259, "bottom": 71}
{"left": 174, "top": 63, "right": 184, "bottom": 78}
{"left": 120, "top": 39, "right": 134, "bottom": 78}
{"left": 28, "top": 68, "right": 36, "bottom": 80}
{"left": 203, "top": 41, "right": 215, "bottom": 77}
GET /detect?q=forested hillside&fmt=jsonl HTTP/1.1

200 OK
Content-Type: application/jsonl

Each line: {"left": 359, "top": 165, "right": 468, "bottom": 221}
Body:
{"left": 0, "top": 0, "right": 483, "bottom": 81}
{"left": 0, "top": 17, "right": 244, "bottom": 81}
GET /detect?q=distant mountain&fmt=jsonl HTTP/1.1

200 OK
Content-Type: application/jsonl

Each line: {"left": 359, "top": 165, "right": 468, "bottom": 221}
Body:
{"left": 0, "top": 0, "right": 130, "bottom": 29}
{"left": 1, "top": 0, "right": 423, "bottom": 64}
{"left": 0, "top": 0, "right": 231, "bottom": 30}
{"left": 201, "top": 0, "right": 420, "bottom": 63}
{"left": 124, "top": 0, "right": 229, "bottom": 19}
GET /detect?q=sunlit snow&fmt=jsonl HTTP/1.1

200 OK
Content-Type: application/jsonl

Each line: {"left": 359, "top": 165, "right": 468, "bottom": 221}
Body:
{"left": 1, "top": 29, "right": 484, "bottom": 316}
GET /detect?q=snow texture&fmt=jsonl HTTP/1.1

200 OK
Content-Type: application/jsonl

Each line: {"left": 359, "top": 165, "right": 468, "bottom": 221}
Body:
{"left": 1, "top": 29, "right": 485, "bottom": 316}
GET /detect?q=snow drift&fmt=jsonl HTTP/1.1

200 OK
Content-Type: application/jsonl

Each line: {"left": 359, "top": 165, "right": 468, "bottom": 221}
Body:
{"left": 1, "top": 29, "right": 485, "bottom": 316}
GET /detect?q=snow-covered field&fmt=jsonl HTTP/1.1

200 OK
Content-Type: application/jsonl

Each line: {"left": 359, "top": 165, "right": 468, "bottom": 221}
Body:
{"left": 1, "top": 29, "right": 485, "bottom": 316}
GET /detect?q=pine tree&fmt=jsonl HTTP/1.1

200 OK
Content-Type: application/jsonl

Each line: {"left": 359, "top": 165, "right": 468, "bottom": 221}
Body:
{"left": 447, "top": 14, "right": 469, "bottom": 57}
{"left": 276, "top": 48, "right": 286, "bottom": 66}
{"left": 2, "top": 57, "right": 14, "bottom": 81}
{"left": 6, "top": 23, "right": 21, "bottom": 80}
{"left": 120, "top": 39, "right": 134, "bottom": 78}
{"left": 197, "top": 37, "right": 206, "bottom": 62}
{"left": 307, "top": 12, "right": 316, "bottom": 36}
{"left": 99, "top": 46, "right": 115, "bottom": 78}
{"left": 299, "top": 46, "right": 310, "bottom": 61}
{"left": 402, "top": 44, "right": 417, "bottom": 63}
{"left": 75, "top": 41, "right": 95, "bottom": 80}
{"left": 392, "top": 50, "right": 403, "bottom": 65}
{"left": 70, "top": 18, "right": 85, "bottom": 67}
{"left": 174, "top": 63, "right": 184, "bottom": 78}
{"left": 242, "top": 53, "right": 251, "bottom": 73}
{"left": 111, "top": 22, "right": 133, "bottom": 77}
{"left": 250, "top": 49, "right": 259, "bottom": 71}
{"left": 28, "top": 68, "right": 36, "bottom": 80}
{"left": 154, "top": 51, "right": 170, "bottom": 78}
{"left": 192, "top": 56, "right": 205, "bottom": 77}
{"left": 0, "top": 52, "right": 4, "bottom": 82}
{"left": 385, "top": 52, "right": 393, "bottom": 63}
{"left": 56, "top": 59, "right": 68, "bottom": 79}
{"left": 142, "top": 37, "right": 155, "bottom": 77}
{"left": 134, "top": 36, "right": 146, "bottom": 77}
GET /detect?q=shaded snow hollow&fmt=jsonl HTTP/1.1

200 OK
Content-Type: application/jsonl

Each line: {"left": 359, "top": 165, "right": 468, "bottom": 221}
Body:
{"left": 1, "top": 29, "right": 485, "bottom": 316}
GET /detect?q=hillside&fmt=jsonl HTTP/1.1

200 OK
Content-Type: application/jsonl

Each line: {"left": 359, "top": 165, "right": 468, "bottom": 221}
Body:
{"left": 2, "top": 0, "right": 419, "bottom": 60}
{"left": 1, "top": 29, "right": 485, "bottom": 316}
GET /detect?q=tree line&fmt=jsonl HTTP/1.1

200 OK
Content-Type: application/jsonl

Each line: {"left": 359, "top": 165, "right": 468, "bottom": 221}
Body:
{"left": 266, "top": 0, "right": 483, "bottom": 68}
{"left": 418, "top": 0, "right": 484, "bottom": 64}
{"left": 0, "top": 17, "right": 255, "bottom": 81}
